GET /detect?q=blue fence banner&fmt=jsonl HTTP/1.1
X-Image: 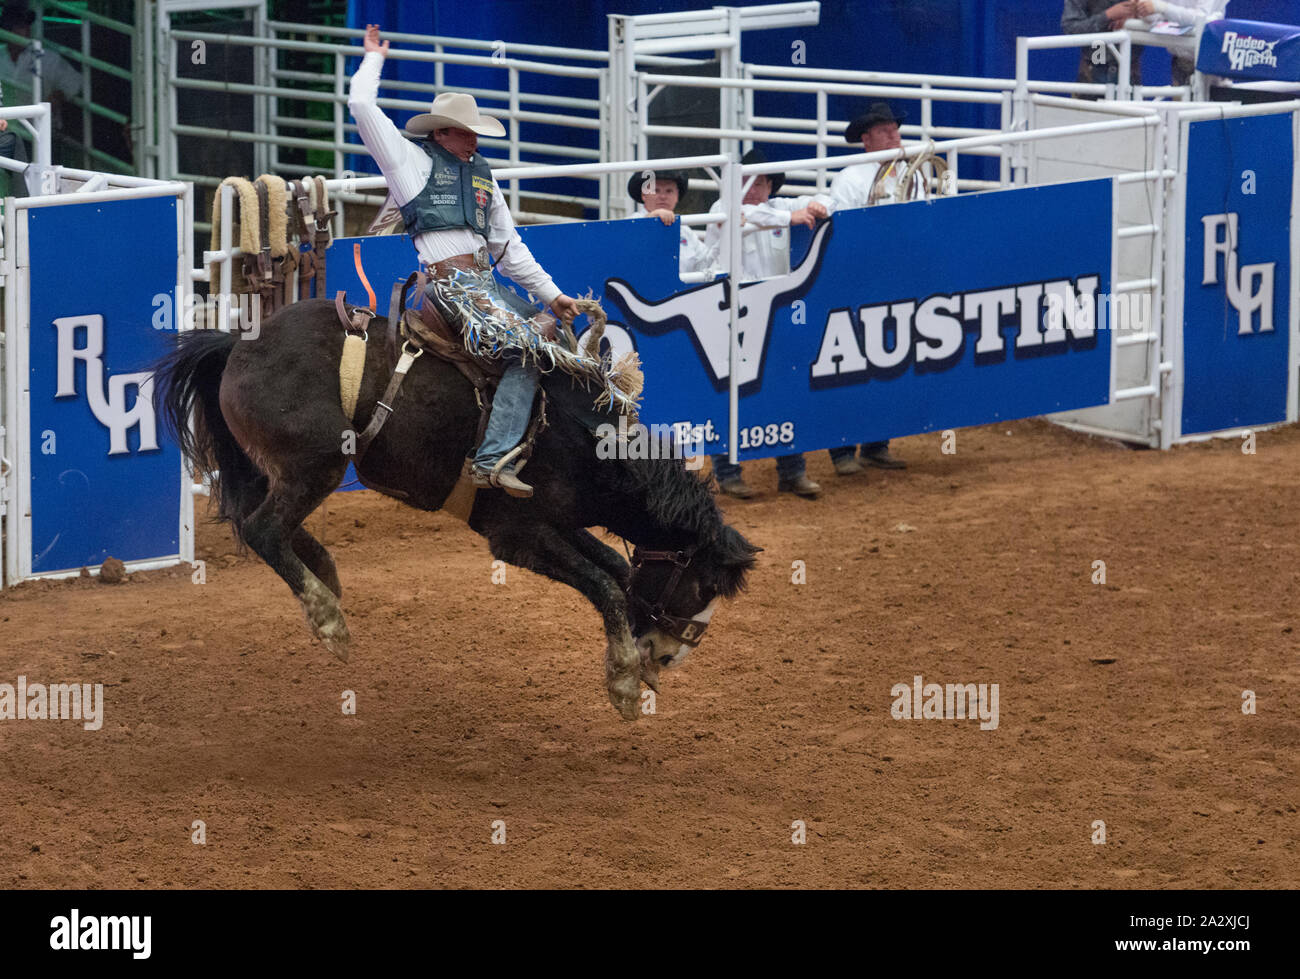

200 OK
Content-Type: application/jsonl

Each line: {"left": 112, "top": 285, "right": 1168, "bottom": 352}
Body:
{"left": 1197, "top": 19, "right": 1300, "bottom": 82}
{"left": 1181, "top": 114, "right": 1293, "bottom": 436}
{"left": 26, "top": 196, "right": 182, "bottom": 573}
{"left": 328, "top": 177, "right": 1114, "bottom": 459}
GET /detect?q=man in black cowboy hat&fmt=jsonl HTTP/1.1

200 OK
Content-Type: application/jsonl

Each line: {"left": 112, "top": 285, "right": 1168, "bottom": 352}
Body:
{"left": 705, "top": 148, "right": 830, "bottom": 280}
{"left": 705, "top": 147, "right": 831, "bottom": 500}
{"left": 826, "top": 103, "right": 921, "bottom": 475}
{"left": 831, "top": 102, "right": 931, "bottom": 211}
{"left": 626, "top": 169, "right": 718, "bottom": 276}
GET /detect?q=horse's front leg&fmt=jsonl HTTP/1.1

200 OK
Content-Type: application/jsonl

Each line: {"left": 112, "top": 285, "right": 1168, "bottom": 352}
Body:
{"left": 482, "top": 521, "right": 643, "bottom": 720}
{"left": 565, "top": 528, "right": 632, "bottom": 590}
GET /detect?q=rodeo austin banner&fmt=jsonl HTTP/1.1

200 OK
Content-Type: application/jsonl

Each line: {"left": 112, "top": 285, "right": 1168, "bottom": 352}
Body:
{"left": 327, "top": 176, "right": 1115, "bottom": 460}
{"left": 1197, "top": 19, "right": 1300, "bottom": 83}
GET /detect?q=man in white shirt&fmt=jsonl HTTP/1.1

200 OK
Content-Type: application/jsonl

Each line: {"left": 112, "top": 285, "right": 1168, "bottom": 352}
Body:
{"left": 0, "top": 4, "right": 81, "bottom": 113}
{"left": 825, "top": 104, "right": 917, "bottom": 475}
{"left": 627, "top": 169, "right": 718, "bottom": 277}
{"left": 705, "top": 148, "right": 831, "bottom": 280}
{"left": 705, "top": 149, "right": 830, "bottom": 500}
{"left": 348, "top": 25, "right": 580, "bottom": 498}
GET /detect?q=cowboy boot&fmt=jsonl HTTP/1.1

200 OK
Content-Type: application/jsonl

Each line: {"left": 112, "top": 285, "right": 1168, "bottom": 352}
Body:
{"left": 777, "top": 475, "right": 822, "bottom": 499}
{"left": 717, "top": 476, "right": 758, "bottom": 499}
{"left": 470, "top": 465, "right": 534, "bottom": 499}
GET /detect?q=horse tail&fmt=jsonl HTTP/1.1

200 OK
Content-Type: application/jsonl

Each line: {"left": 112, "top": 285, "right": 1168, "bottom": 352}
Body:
{"left": 153, "top": 330, "right": 266, "bottom": 537}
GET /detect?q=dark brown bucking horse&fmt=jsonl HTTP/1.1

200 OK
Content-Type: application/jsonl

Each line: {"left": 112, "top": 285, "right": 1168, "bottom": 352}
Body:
{"left": 152, "top": 299, "right": 759, "bottom": 720}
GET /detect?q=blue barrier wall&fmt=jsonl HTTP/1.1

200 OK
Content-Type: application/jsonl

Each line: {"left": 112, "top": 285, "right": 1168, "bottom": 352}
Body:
{"left": 25, "top": 197, "right": 182, "bottom": 574}
{"left": 326, "top": 177, "right": 1113, "bottom": 459}
{"left": 1180, "top": 112, "right": 1293, "bottom": 435}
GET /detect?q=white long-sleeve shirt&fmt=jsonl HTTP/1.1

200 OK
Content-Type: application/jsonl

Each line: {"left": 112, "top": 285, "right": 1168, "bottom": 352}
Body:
{"left": 347, "top": 51, "right": 560, "bottom": 305}
{"left": 704, "top": 194, "right": 832, "bottom": 280}
{"left": 830, "top": 159, "right": 930, "bottom": 211}
{"left": 630, "top": 205, "right": 719, "bottom": 277}
{"left": 0, "top": 43, "right": 82, "bottom": 106}
{"left": 1146, "top": 0, "right": 1228, "bottom": 26}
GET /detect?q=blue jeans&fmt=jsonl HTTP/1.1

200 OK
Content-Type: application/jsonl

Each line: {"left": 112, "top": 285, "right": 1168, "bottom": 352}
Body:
{"left": 713, "top": 453, "right": 806, "bottom": 482}
{"left": 828, "top": 440, "right": 888, "bottom": 463}
{"left": 475, "top": 354, "right": 539, "bottom": 471}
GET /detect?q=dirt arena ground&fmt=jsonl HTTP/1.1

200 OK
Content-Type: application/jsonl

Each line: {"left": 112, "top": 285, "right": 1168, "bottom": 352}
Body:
{"left": 1, "top": 417, "right": 1296, "bottom": 889}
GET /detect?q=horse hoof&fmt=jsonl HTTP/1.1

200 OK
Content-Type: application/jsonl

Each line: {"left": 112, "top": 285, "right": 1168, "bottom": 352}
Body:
{"left": 609, "top": 687, "right": 640, "bottom": 721}
{"left": 606, "top": 668, "right": 641, "bottom": 721}
{"left": 321, "top": 627, "right": 351, "bottom": 662}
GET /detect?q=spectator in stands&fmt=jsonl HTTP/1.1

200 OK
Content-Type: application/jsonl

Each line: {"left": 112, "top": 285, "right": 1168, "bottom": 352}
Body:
{"left": 703, "top": 148, "right": 831, "bottom": 500}
{"left": 824, "top": 102, "right": 921, "bottom": 476}
{"left": 1062, "top": 1, "right": 1145, "bottom": 92}
{"left": 627, "top": 169, "right": 718, "bottom": 277}
{"left": 0, "top": 3, "right": 81, "bottom": 115}
{"left": 1136, "top": 1, "right": 1230, "bottom": 85}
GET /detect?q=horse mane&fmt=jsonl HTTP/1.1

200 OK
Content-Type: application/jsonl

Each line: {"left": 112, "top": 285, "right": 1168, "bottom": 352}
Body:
{"left": 614, "top": 455, "right": 757, "bottom": 597}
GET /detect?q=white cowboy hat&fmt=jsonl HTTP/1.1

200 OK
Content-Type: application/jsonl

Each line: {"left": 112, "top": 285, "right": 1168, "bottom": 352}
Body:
{"left": 405, "top": 92, "right": 506, "bottom": 138}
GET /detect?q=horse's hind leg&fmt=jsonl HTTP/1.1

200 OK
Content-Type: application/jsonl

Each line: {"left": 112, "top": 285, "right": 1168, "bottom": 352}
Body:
{"left": 242, "top": 478, "right": 351, "bottom": 660}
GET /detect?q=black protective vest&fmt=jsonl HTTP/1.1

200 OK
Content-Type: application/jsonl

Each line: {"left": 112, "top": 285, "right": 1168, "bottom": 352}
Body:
{"left": 399, "top": 140, "right": 495, "bottom": 241}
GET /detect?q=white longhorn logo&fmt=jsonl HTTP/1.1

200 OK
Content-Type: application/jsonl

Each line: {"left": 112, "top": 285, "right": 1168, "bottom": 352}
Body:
{"left": 606, "top": 221, "right": 831, "bottom": 391}
{"left": 1202, "top": 213, "right": 1274, "bottom": 336}
{"left": 53, "top": 314, "right": 159, "bottom": 455}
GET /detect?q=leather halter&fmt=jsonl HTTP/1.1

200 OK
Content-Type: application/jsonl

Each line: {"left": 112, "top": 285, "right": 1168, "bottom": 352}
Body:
{"left": 627, "top": 545, "right": 711, "bottom": 648}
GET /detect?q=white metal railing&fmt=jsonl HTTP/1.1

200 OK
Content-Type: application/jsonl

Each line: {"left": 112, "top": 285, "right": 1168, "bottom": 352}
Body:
{"left": 161, "top": 23, "right": 611, "bottom": 226}
{"left": 633, "top": 34, "right": 1194, "bottom": 203}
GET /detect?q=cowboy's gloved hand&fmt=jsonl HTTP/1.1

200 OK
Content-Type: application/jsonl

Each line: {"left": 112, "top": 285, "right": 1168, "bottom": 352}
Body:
{"left": 549, "top": 294, "right": 580, "bottom": 331}
{"left": 363, "top": 24, "right": 389, "bottom": 56}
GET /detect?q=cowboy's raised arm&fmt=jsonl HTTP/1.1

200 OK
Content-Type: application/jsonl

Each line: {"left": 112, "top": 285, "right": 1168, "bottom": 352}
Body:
{"left": 347, "top": 25, "right": 425, "bottom": 194}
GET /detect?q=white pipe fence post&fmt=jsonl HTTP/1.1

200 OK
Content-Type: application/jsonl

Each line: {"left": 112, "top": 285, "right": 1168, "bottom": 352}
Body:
{"left": 722, "top": 155, "right": 742, "bottom": 466}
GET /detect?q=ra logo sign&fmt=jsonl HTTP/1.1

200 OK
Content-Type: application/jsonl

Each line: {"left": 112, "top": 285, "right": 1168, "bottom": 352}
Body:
{"left": 1201, "top": 212, "right": 1275, "bottom": 335}
{"left": 52, "top": 314, "right": 159, "bottom": 455}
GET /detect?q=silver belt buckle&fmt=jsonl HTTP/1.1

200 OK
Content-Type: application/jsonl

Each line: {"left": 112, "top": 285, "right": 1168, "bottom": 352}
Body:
{"left": 473, "top": 246, "right": 490, "bottom": 270}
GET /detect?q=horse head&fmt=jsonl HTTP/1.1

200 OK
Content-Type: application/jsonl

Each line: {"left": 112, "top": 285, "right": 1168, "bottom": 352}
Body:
{"left": 626, "top": 522, "right": 760, "bottom": 691}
